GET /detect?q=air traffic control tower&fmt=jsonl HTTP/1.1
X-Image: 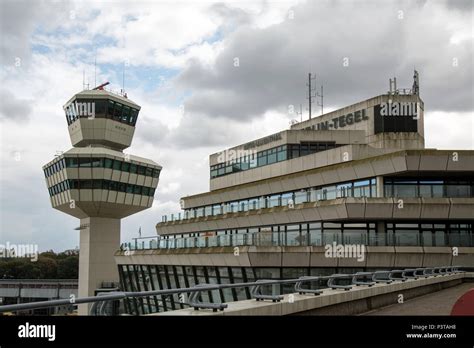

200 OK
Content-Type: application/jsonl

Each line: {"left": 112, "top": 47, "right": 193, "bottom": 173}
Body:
{"left": 42, "top": 83, "right": 161, "bottom": 314}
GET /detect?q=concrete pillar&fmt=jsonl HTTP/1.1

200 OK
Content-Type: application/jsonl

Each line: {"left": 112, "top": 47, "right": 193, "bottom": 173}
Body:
{"left": 376, "top": 176, "right": 384, "bottom": 197}
{"left": 78, "top": 217, "right": 120, "bottom": 315}
{"left": 376, "top": 221, "right": 386, "bottom": 246}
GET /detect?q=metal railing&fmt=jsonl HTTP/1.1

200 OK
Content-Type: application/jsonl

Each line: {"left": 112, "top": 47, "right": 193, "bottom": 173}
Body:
{"left": 123, "top": 230, "right": 474, "bottom": 251}
{"left": 0, "top": 266, "right": 466, "bottom": 315}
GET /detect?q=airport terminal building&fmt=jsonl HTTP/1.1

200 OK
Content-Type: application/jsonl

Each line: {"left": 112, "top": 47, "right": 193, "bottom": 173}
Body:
{"left": 116, "top": 75, "right": 474, "bottom": 314}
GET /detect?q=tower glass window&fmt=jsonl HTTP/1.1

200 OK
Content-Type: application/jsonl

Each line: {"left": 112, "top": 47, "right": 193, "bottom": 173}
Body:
{"left": 94, "top": 100, "right": 107, "bottom": 117}
{"left": 113, "top": 103, "right": 122, "bottom": 120}
{"left": 79, "top": 157, "right": 91, "bottom": 167}
{"left": 122, "top": 106, "right": 130, "bottom": 123}
{"left": 107, "top": 100, "right": 115, "bottom": 118}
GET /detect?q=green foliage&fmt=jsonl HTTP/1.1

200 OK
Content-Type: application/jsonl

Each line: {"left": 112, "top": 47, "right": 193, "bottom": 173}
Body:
{"left": 0, "top": 250, "right": 78, "bottom": 279}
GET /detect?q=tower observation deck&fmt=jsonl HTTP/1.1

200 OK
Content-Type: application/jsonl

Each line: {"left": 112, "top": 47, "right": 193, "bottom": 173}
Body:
{"left": 42, "top": 84, "right": 161, "bottom": 314}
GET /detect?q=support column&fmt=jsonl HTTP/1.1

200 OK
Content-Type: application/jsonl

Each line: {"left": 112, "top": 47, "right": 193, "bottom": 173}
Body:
{"left": 78, "top": 217, "right": 120, "bottom": 315}
{"left": 376, "top": 176, "right": 384, "bottom": 197}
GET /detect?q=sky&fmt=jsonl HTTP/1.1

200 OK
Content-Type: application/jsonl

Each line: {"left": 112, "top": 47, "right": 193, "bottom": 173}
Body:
{"left": 0, "top": 0, "right": 472, "bottom": 252}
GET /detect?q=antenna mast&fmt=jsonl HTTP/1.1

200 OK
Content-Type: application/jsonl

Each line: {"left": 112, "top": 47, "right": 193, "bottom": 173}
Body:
{"left": 317, "top": 84, "right": 324, "bottom": 115}
{"left": 295, "top": 104, "right": 303, "bottom": 122}
{"left": 306, "top": 73, "right": 317, "bottom": 120}
{"left": 412, "top": 69, "right": 420, "bottom": 95}
{"left": 94, "top": 51, "right": 97, "bottom": 88}
{"left": 122, "top": 61, "right": 126, "bottom": 96}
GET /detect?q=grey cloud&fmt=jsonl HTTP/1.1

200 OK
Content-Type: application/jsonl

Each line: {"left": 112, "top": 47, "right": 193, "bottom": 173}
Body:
{"left": 0, "top": 0, "right": 71, "bottom": 66}
{"left": 0, "top": 89, "right": 33, "bottom": 122}
{"left": 176, "top": 0, "right": 473, "bottom": 122}
{"left": 164, "top": 112, "right": 241, "bottom": 148}
{"left": 134, "top": 116, "right": 170, "bottom": 146}
{"left": 136, "top": 109, "right": 254, "bottom": 149}
{"left": 443, "top": 0, "right": 473, "bottom": 12}
{"left": 209, "top": 2, "right": 252, "bottom": 32}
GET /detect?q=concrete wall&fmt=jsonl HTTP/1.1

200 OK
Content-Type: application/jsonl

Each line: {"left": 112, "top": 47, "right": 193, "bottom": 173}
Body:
{"left": 290, "top": 94, "right": 424, "bottom": 138}
{"left": 69, "top": 118, "right": 135, "bottom": 150}
{"left": 79, "top": 217, "right": 120, "bottom": 315}
{"left": 115, "top": 246, "right": 474, "bottom": 269}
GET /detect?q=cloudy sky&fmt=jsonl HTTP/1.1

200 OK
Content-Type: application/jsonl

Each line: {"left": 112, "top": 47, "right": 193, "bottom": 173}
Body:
{"left": 0, "top": 0, "right": 472, "bottom": 252}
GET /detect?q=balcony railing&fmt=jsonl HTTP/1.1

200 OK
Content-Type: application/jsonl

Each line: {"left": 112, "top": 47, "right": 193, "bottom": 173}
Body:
{"left": 160, "top": 178, "right": 378, "bottom": 223}
{"left": 121, "top": 229, "right": 473, "bottom": 251}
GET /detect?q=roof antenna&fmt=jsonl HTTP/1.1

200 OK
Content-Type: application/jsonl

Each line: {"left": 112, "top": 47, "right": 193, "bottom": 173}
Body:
{"left": 94, "top": 50, "right": 97, "bottom": 88}
{"left": 122, "top": 60, "right": 126, "bottom": 97}
{"left": 298, "top": 104, "right": 303, "bottom": 122}
{"left": 306, "top": 73, "right": 317, "bottom": 120}
{"left": 317, "top": 84, "right": 324, "bottom": 115}
{"left": 82, "top": 69, "right": 85, "bottom": 90}
{"left": 412, "top": 69, "right": 420, "bottom": 95}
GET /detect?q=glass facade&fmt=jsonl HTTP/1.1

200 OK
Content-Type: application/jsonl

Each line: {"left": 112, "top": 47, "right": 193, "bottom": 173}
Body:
{"left": 386, "top": 223, "right": 473, "bottom": 247}
{"left": 164, "top": 178, "right": 376, "bottom": 222}
{"left": 163, "top": 175, "right": 474, "bottom": 223}
{"left": 44, "top": 157, "right": 160, "bottom": 179}
{"left": 384, "top": 177, "right": 474, "bottom": 198}
{"left": 47, "top": 179, "right": 156, "bottom": 197}
{"left": 118, "top": 264, "right": 373, "bottom": 315}
{"left": 210, "top": 142, "right": 343, "bottom": 179}
{"left": 125, "top": 221, "right": 474, "bottom": 250}
{"left": 64, "top": 98, "right": 139, "bottom": 127}
{"left": 119, "top": 221, "right": 474, "bottom": 315}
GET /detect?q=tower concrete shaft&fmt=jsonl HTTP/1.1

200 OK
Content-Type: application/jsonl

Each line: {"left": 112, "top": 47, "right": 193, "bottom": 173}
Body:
{"left": 77, "top": 217, "right": 120, "bottom": 315}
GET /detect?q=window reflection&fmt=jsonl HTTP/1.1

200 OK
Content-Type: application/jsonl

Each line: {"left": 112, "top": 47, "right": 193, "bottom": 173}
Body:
{"left": 64, "top": 98, "right": 139, "bottom": 126}
{"left": 210, "top": 141, "right": 343, "bottom": 179}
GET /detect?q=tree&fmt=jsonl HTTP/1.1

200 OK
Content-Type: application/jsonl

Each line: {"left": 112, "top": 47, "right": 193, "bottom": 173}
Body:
{"left": 0, "top": 250, "right": 78, "bottom": 279}
{"left": 57, "top": 256, "right": 78, "bottom": 279}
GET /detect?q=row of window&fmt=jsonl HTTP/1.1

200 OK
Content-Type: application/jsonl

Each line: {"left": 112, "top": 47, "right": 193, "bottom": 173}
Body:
{"left": 164, "top": 177, "right": 474, "bottom": 222}
{"left": 65, "top": 98, "right": 139, "bottom": 126}
{"left": 162, "top": 178, "right": 376, "bottom": 222}
{"left": 384, "top": 177, "right": 474, "bottom": 198}
{"left": 130, "top": 222, "right": 473, "bottom": 250}
{"left": 44, "top": 157, "right": 160, "bottom": 179}
{"left": 48, "top": 179, "right": 156, "bottom": 197}
{"left": 119, "top": 264, "right": 381, "bottom": 315}
{"left": 210, "top": 142, "right": 343, "bottom": 179}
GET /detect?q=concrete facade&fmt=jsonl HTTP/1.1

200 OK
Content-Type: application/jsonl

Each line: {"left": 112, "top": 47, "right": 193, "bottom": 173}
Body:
{"left": 114, "top": 75, "right": 474, "bottom": 315}
{"left": 115, "top": 246, "right": 474, "bottom": 269}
